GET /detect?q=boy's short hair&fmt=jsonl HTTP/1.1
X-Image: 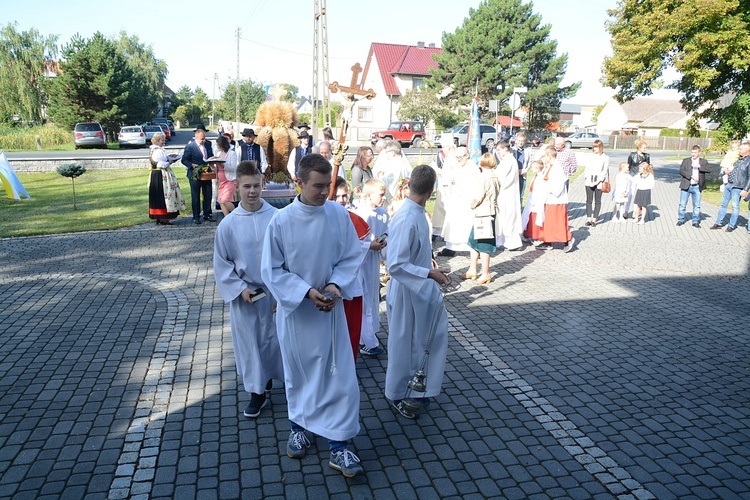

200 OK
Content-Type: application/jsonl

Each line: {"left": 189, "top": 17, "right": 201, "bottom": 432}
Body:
{"left": 236, "top": 160, "right": 260, "bottom": 178}
{"left": 298, "top": 154, "right": 332, "bottom": 182}
{"left": 362, "top": 178, "right": 386, "bottom": 197}
{"left": 335, "top": 176, "right": 350, "bottom": 193}
{"left": 409, "top": 165, "right": 435, "bottom": 196}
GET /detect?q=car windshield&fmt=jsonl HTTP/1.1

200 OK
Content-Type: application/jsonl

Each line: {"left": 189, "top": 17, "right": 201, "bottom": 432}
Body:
{"left": 76, "top": 123, "right": 101, "bottom": 132}
{"left": 122, "top": 127, "right": 140, "bottom": 133}
{"left": 450, "top": 125, "right": 465, "bottom": 133}
{"left": 387, "top": 122, "right": 401, "bottom": 130}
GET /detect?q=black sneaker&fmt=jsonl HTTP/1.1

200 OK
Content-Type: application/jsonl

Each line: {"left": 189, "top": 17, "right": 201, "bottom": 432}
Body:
{"left": 193, "top": 219, "right": 202, "bottom": 225}
{"left": 726, "top": 226, "right": 736, "bottom": 232}
{"left": 437, "top": 248, "right": 456, "bottom": 257}
{"left": 359, "top": 345, "right": 384, "bottom": 356}
{"left": 676, "top": 220, "right": 685, "bottom": 226}
{"left": 243, "top": 393, "right": 267, "bottom": 418}
{"left": 205, "top": 215, "right": 217, "bottom": 223}
{"left": 692, "top": 222, "right": 701, "bottom": 228}
{"left": 710, "top": 224, "right": 723, "bottom": 230}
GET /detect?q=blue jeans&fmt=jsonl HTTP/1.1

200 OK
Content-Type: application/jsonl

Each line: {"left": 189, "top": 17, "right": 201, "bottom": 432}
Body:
{"left": 715, "top": 183, "right": 743, "bottom": 228}
{"left": 290, "top": 421, "right": 347, "bottom": 453}
{"left": 678, "top": 184, "right": 701, "bottom": 224}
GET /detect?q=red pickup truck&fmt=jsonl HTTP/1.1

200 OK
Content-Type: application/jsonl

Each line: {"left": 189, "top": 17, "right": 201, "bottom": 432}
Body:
{"left": 371, "top": 121, "right": 425, "bottom": 148}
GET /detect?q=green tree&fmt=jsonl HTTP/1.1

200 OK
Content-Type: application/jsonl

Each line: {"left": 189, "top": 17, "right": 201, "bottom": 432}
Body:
{"left": 397, "top": 88, "right": 453, "bottom": 124}
{"left": 0, "top": 22, "right": 58, "bottom": 124}
{"left": 283, "top": 84, "right": 299, "bottom": 102}
{"left": 428, "top": 0, "right": 579, "bottom": 131}
{"left": 47, "top": 32, "right": 136, "bottom": 135}
{"left": 603, "top": 0, "right": 750, "bottom": 123}
{"left": 215, "top": 79, "right": 267, "bottom": 122}
{"left": 115, "top": 32, "right": 168, "bottom": 122}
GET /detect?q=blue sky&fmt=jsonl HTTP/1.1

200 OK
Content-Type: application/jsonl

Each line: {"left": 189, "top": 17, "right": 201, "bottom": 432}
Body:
{"left": 6, "top": 0, "right": 617, "bottom": 105}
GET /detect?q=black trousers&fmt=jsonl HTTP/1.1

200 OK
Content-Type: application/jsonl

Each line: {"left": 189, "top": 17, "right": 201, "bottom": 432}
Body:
{"left": 189, "top": 178, "right": 212, "bottom": 220}
{"left": 585, "top": 185, "right": 603, "bottom": 218}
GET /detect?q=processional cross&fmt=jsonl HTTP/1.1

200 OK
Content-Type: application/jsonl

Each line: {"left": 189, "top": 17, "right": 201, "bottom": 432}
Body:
{"left": 327, "top": 63, "right": 376, "bottom": 199}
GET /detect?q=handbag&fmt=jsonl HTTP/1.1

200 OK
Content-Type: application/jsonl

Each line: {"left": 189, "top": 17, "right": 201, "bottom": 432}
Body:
{"left": 473, "top": 216, "right": 494, "bottom": 240}
{"left": 600, "top": 179, "right": 611, "bottom": 193}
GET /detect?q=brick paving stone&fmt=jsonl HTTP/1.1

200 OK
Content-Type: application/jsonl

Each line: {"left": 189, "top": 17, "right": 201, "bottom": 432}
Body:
{"left": 1, "top": 155, "right": 749, "bottom": 498}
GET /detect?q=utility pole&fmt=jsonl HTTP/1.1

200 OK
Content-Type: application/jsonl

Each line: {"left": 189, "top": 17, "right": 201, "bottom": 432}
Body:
{"left": 235, "top": 27, "right": 241, "bottom": 134}
{"left": 210, "top": 73, "right": 218, "bottom": 129}
{"left": 312, "top": 0, "right": 331, "bottom": 140}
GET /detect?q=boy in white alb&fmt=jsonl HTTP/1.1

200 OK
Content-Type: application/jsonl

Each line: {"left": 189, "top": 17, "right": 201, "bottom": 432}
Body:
{"left": 355, "top": 179, "right": 389, "bottom": 356}
{"left": 213, "top": 161, "right": 284, "bottom": 418}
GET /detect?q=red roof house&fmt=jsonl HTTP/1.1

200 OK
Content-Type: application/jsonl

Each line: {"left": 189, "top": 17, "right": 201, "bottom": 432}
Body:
{"left": 350, "top": 42, "right": 442, "bottom": 139}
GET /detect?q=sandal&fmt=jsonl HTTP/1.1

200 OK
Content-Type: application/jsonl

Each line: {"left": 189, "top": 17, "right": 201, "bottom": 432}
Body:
{"left": 473, "top": 274, "right": 492, "bottom": 285}
{"left": 458, "top": 272, "right": 477, "bottom": 280}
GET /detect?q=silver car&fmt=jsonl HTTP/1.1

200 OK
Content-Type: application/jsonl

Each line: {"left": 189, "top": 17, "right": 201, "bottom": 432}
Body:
{"left": 143, "top": 125, "right": 163, "bottom": 144}
{"left": 118, "top": 126, "right": 146, "bottom": 148}
{"left": 74, "top": 122, "right": 107, "bottom": 149}
{"left": 564, "top": 132, "right": 610, "bottom": 149}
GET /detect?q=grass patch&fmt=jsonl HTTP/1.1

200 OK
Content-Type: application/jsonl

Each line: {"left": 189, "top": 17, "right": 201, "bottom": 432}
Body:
{"left": 0, "top": 124, "right": 73, "bottom": 151}
{"left": 0, "top": 167, "right": 179, "bottom": 237}
{"left": 702, "top": 181, "right": 724, "bottom": 207}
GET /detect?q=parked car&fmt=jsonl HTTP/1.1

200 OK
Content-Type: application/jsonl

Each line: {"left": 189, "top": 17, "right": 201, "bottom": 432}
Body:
{"left": 563, "top": 132, "right": 610, "bottom": 149}
{"left": 370, "top": 121, "right": 426, "bottom": 148}
{"left": 74, "top": 122, "right": 107, "bottom": 149}
{"left": 118, "top": 126, "right": 146, "bottom": 148}
{"left": 435, "top": 124, "right": 498, "bottom": 149}
{"left": 153, "top": 117, "right": 176, "bottom": 137}
{"left": 156, "top": 123, "right": 171, "bottom": 141}
{"left": 143, "top": 125, "right": 164, "bottom": 144}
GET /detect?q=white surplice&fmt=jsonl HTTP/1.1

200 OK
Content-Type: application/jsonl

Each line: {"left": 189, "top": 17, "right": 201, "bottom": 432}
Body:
{"left": 213, "top": 201, "right": 284, "bottom": 394}
{"left": 385, "top": 198, "right": 448, "bottom": 401}
{"left": 354, "top": 204, "right": 389, "bottom": 350}
{"left": 494, "top": 154, "right": 523, "bottom": 250}
{"left": 441, "top": 160, "right": 480, "bottom": 251}
{"left": 261, "top": 198, "right": 362, "bottom": 441}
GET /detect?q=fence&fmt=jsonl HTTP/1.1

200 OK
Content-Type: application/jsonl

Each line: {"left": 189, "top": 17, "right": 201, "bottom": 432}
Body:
{"left": 608, "top": 134, "right": 713, "bottom": 152}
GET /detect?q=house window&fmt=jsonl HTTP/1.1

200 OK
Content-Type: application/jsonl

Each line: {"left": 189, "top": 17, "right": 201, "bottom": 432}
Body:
{"left": 358, "top": 106, "right": 373, "bottom": 122}
{"left": 412, "top": 78, "right": 424, "bottom": 89}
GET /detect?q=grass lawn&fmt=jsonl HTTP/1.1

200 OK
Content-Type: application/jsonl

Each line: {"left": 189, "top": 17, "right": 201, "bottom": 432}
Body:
{"left": 0, "top": 168, "right": 166, "bottom": 238}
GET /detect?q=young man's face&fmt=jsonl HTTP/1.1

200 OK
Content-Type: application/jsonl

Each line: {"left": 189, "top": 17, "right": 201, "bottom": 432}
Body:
{"left": 299, "top": 170, "right": 331, "bottom": 206}
{"left": 237, "top": 173, "right": 263, "bottom": 211}
{"left": 691, "top": 148, "right": 701, "bottom": 159}
{"left": 335, "top": 186, "right": 350, "bottom": 206}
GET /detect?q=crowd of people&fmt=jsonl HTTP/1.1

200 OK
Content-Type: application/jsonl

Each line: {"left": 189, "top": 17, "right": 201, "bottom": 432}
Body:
{"left": 154, "top": 125, "right": 750, "bottom": 480}
{"left": 212, "top": 152, "right": 448, "bottom": 478}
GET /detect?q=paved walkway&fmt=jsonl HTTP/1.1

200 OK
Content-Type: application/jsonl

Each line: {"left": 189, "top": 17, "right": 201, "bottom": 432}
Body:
{"left": 1, "top": 158, "right": 749, "bottom": 499}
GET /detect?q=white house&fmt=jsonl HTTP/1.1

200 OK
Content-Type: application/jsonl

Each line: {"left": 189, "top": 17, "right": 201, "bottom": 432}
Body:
{"left": 349, "top": 42, "right": 441, "bottom": 142}
{"left": 595, "top": 91, "right": 711, "bottom": 136}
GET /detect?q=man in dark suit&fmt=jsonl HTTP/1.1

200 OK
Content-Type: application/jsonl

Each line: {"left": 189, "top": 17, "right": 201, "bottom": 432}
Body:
{"left": 181, "top": 126, "right": 215, "bottom": 224}
{"left": 677, "top": 144, "right": 711, "bottom": 228}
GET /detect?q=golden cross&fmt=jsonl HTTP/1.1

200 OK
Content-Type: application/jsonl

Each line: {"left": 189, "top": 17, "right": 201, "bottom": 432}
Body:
{"left": 328, "top": 63, "right": 376, "bottom": 99}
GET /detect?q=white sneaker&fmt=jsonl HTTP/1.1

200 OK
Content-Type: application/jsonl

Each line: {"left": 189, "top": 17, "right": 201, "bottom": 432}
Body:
{"left": 638, "top": 219, "right": 645, "bottom": 225}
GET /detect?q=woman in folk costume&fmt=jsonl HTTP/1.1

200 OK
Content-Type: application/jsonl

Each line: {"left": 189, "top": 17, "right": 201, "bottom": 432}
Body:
{"left": 523, "top": 147, "right": 575, "bottom": 252}
{"left": 492, "top": 140, "right": 523, "bottom": 251}
{"left": 148, "top": 131, "right": 186, "bottom": 225}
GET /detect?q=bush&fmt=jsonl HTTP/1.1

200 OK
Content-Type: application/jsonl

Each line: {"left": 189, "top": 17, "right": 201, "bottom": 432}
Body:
{"left": 0, "top": 123, "right": 71, "bottom": 150}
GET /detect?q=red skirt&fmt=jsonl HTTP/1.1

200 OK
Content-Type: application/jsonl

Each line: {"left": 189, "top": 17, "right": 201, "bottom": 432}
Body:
{"left": 524, "top": 204, "right": 571, "bottom": 243}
